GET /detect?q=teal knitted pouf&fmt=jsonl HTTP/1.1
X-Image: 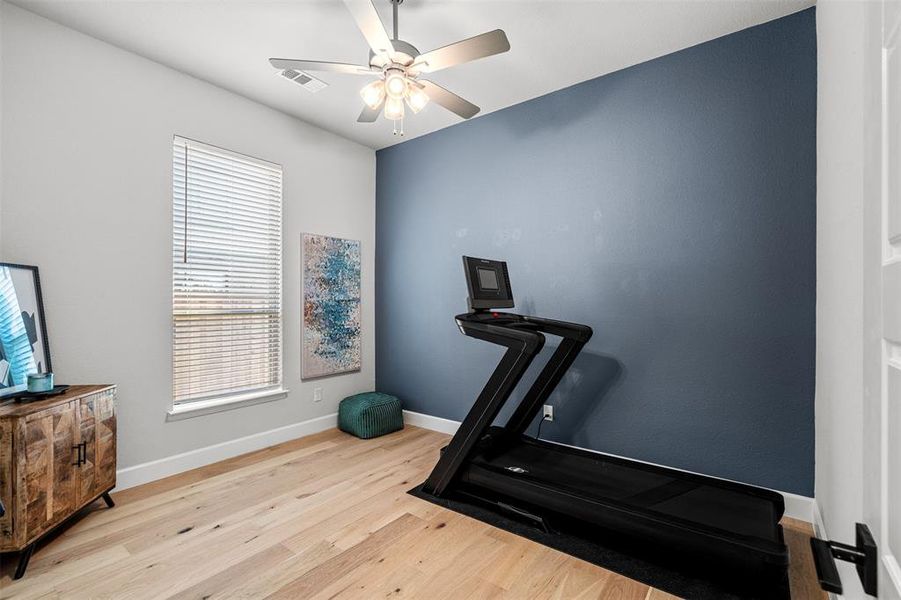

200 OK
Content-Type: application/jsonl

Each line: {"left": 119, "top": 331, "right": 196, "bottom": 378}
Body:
{"left": 338, "top": 392, "right": 403, "bottom": 439}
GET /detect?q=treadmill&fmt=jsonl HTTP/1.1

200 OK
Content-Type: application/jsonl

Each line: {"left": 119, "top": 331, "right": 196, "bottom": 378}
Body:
{"left": 422, "top": 256, "right": 789, "bottom": 590}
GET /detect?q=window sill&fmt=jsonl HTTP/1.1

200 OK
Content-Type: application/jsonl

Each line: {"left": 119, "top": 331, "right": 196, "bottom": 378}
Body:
{"left": 166, "top": 388, "right": 288, "bottom": 421}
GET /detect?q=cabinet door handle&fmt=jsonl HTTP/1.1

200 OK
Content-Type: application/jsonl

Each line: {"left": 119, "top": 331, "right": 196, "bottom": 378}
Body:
{"left": 71, "top": 442, "right": 87, "bottom": 466}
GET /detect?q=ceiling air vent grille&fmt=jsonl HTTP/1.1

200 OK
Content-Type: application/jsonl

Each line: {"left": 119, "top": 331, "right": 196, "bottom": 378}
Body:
{"left": 277, "top": 69, "right": 327, "bottom": 93}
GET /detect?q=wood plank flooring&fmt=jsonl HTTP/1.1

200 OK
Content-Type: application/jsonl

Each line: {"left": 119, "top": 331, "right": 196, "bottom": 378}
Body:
{"left": 0, "top": 426, "right": 826, "bottom": 599}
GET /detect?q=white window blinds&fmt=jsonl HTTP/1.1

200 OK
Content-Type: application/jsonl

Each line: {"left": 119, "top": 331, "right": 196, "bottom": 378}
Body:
{"left": 172, "top": 137, "right": 283, "bottom": 406}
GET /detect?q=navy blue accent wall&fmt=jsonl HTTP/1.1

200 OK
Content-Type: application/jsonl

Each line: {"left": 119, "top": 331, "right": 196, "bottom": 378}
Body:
{"left": 376, "top": 9, "right": 816, "bottom": 495}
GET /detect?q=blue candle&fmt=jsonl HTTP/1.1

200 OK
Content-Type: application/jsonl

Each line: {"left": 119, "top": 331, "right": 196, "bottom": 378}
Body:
{"left": 27, "top": 373, "right": 54, "bottom": 393}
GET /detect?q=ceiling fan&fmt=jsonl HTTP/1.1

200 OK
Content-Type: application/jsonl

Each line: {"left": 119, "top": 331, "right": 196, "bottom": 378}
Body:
{"left": 269, "top": 0, "right": 510, "bottom": 135}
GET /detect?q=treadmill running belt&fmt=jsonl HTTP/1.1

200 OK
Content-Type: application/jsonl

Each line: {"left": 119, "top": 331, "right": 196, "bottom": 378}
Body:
{"left": 624, "top": 478, "right": 699, "bottom": 509}
{"left": 472, "top": 439, "right": 783, "bottom": 542}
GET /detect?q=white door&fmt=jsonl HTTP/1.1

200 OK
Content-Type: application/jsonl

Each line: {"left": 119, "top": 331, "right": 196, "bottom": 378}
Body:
{"left": 863, "top": 0, "right": 901, "bottom": 596}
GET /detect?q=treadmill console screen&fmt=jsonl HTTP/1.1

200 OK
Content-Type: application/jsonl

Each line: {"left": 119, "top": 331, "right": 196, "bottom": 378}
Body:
{"left": 463, "top": 256, "right": 514, "bottom": 310}
{"left": 477, "top": 267, "right": 499, "bottom": 290}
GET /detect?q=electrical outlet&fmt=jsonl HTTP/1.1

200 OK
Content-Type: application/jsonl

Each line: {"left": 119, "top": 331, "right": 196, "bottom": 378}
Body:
{"left": 543, "top": 405, "right": 554, "bottom": 421}
{"left": 313, "top": 387, "right": 322, "bottom": 402}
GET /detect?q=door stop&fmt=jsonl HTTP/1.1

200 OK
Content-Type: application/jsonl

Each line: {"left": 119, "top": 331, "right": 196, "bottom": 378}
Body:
{"left": 810, "top": 522, "right": 877, "bottom": 595}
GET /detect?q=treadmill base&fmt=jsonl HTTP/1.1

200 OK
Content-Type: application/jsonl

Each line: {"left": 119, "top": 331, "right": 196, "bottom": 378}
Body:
{"left": 409, "top": 482, "right": 790, "bottom": 600}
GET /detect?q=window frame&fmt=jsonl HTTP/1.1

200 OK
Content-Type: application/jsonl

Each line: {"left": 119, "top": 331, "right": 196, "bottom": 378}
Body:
{"left": 168, "top": 136, "right": 285, "bottom": 419}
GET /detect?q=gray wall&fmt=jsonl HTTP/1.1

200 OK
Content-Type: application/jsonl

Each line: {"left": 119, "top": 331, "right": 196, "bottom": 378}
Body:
{"left": 2, "top": 5, "right": 376, "bottom": 470}
{"left": 376, "top": 9, "right": 816, "bottom": 495}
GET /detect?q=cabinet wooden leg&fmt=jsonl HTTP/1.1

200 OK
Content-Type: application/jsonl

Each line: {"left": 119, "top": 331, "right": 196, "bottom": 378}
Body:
{"left": 102, "top": 491, "right": 115, "bottom": 508}
{"left": 14, "top": 542, "right": 35, "bottom": 580}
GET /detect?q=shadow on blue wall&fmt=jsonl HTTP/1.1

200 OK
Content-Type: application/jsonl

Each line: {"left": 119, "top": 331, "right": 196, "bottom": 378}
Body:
{"left": 552, "top": 352, "right": 626, "bottom": 446}
{"left": 376, "top": 8, "right": 816, "bottom": 495}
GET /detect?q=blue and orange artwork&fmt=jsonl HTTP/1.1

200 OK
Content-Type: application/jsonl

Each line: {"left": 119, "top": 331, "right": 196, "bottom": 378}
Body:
{"left": 302, "top": 234, "right": 362, "bottom": 378}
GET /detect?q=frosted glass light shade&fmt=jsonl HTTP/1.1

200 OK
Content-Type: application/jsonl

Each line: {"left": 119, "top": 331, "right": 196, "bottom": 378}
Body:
{"left": 360, "top": 80, "right": 385, "bottom": 110}
{"left": 384, "top": 96, "right": 405, "bottom": 120}
{"left": 385, "top": 72, "right": 407, "bottom": 99}
{"left": 406, "top": 85, "right": 429, "bottom": 113}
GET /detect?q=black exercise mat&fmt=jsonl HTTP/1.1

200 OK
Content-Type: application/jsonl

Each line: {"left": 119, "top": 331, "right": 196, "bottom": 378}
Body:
{"left": 408, "top": 483, "right": 790, "bottom": 600}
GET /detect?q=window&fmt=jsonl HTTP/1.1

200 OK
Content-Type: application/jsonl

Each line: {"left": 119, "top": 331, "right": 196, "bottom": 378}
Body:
{"left": 172, "top": 137, "right": 283, "bottom": 410}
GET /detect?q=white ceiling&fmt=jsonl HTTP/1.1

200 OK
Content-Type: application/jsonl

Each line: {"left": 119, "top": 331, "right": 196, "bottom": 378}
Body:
{"left": 10, "top": 0, "right": 814, "bottom": 149}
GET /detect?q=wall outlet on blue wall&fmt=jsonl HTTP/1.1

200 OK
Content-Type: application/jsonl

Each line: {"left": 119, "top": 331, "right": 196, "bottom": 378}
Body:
{"left": 543, "top": 405, "right": 554, "bottom": 422}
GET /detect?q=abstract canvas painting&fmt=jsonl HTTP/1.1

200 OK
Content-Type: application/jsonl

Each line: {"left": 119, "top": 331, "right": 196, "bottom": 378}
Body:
{"left": 302, "top": 234, "right": 362, "bottom": 379}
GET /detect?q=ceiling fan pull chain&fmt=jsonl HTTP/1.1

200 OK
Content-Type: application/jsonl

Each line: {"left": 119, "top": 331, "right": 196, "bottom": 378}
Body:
{"left": 391, "top": 115, "right": 404, "bottom": 137}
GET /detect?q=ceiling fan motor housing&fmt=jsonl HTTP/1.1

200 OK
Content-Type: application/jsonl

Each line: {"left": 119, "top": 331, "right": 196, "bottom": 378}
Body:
{"left": 369, "top": 39, "right": 420, "bottom": 70}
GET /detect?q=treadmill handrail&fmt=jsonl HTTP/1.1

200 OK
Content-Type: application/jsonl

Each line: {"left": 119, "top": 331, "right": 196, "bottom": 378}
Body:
{"left": 456, "top": 312, "right": 593, "bottom": 344}
{"left": 422, "top": 325, "right": 545, "bottom": 496}
{"left": 506, "top": 335, "right": 588, "bottom": 434}
{"left": 455, "top": 318, "right": 546, "bottom": 352}
{"left": 519, "top": 315, "right": 593, "bottom": 342}
{"left": 455, "top": 312, "right": 593, "bottom": 436}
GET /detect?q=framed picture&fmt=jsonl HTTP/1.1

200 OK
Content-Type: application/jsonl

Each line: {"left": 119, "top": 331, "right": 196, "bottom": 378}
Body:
{"left": 0, "top": 263, "right": 52, "bottom": 399}
{"left": 302, "top": 234, "right": 361, "bottom": 379}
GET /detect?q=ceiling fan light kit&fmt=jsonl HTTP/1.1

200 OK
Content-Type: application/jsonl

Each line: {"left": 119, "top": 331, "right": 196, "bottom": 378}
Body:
{"left": 384, "top": 68, "right": 407, "bottom": 99}
{"left": 269, "top": 0, "right": 510, "bottom": 137}
{"left": 406, "top": 83, "right": 429, "bottom": 114}
{"left": 360, "top": 79, "right": 386, "bottom": 109}
{"left": 385, "top": 95, "right": 405, "bottom": 117}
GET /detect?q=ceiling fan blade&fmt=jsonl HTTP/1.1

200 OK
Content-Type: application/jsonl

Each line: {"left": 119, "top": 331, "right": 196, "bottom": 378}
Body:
{"left": 358, "top": 100, "right": 384, "bottom": 123}
{"left": 417, "top": 80, "right": 480, "bottom": 119}
{"left": 343, "top": 0, "right": 395, "bottom": 58}
{"left": 412, "top": 30, "right": 510, "bottom": 74}
{"left": 269, "top": 58, "right": 374, "bottom": 75}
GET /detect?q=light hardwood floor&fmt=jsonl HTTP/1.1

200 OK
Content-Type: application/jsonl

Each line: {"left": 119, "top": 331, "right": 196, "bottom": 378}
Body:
{"left": 0, "top": 426, "right": 825, "bottom": 599}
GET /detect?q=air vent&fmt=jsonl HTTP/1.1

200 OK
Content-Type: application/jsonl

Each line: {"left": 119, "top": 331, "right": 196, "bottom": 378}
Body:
{"left": 277, "top": 69, "right": 327, "bottom": 93}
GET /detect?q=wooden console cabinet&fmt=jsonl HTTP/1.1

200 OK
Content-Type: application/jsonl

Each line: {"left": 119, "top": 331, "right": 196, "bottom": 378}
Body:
{"left": 0, "top": 385, "right": 117, "bottom": 578}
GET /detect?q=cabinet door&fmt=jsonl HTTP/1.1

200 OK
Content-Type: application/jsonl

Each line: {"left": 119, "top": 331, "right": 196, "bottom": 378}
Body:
{"left": 0, "top": 419, "right": 15, "bottom": 548}
{"left": 77, "top": 398, "right": 96, "bottom": 506}
{"left": 93, "top": 390, "right": 116, "bottom": 494}
{"left": 78, "top": 390, "right": 116, "bottom": 500}
{"left": 24, "top": 402, "right": 79, "bottom": 538}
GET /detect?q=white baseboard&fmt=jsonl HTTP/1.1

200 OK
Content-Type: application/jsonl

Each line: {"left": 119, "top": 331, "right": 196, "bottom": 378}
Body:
{"left": 812, "top": 499, "right": 828, "bottom": 538}
{"left": 115, "top": 412, "right": 338, "bottom": 491}
{"left": 403, "top": 409, "right": 461, "bottom": 435}
{"left": 402, "top": 409, "right": 817, "bottom": 523}
{"left": 782, "top": 491, "right": 817, "bottom": 523}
